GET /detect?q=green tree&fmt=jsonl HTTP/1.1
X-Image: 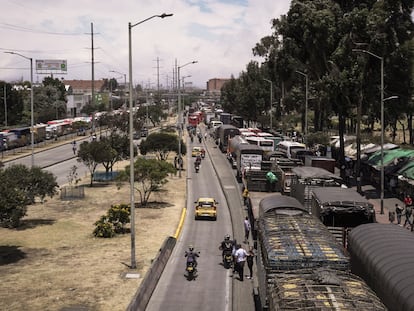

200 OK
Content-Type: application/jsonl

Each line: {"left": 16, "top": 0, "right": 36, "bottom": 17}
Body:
{"left": 139, "top": 132, "right": 183, "bottom": 160}
{"left": 135, "top": 104, "right": 168, "bottom": 127}
{"left": 0, "top": 164, "right": 58, "bottom": 228}
{"left": 77, "top": 141, "right": 110, "bottom": 186}
{"left": 118, "top": 157, "right": 176, "bottom": 206}
{"left": 99, "top": 133, "right": 131, "bottom": 172}
{"left": 35, "top": 84, "right": 67, "bottom": 122}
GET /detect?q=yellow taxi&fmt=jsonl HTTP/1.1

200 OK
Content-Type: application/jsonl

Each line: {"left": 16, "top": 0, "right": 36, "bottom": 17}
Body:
{"left": 192, "top": 146, "right": 202, "bottom": 157}
{"left": 194, "top": 197, "right": 218, "bottom": 220}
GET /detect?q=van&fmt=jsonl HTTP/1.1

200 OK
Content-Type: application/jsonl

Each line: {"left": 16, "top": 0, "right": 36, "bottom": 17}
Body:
{"left": 211, "top": 120, "right": 223, "bottom": 130}
{"left": 277, "top": 141, "right": 306, "bottom": 158}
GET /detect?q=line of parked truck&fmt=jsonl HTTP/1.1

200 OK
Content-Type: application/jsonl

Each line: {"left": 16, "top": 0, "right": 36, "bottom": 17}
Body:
{"left": 204, "top": 111, "right": 413, "bottom": 310}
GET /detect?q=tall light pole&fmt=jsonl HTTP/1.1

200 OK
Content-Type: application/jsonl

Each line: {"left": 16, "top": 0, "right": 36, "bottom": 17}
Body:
{"left": 353, "top": 49, "right": 385, "bottom": 213}
{"left": 128, "top": 13, "right": 173, "bottom": 269}
{"left": 263, "top": 78, "right": 273, "bottom": 130}
{"left": 110, "top": 70, "right": 127, "bottom": 109}
{"left": 5, "top": 51, "right": 34, "bottom": 167}
{"left": 177, "top": 60, "right": 197, "bottom": 178}
{"left": 1, "top": 86, "right": 6, "bottom": 127}
{"left": 295, "top": 70, "right": 308, "bottom": 142}
{"left": 182, "top": 75, "right": 191, "bottom": 91}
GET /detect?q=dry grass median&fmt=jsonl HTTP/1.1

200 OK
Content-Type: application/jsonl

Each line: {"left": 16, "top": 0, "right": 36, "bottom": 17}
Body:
{"left": 0, "top": 160, "right": 186, "bottom": 311}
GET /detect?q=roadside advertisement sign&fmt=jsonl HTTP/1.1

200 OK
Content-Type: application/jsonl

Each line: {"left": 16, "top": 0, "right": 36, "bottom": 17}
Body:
{"left": 36, "top": 60, "right": 67, "bottom": 74}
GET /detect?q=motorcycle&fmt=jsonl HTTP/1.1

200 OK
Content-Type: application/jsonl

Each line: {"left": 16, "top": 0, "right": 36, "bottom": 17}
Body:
{"left": 186, "top": 260, "right": 197, "bottom": 280}
{"left": 195, "top": 163, "right": 200, "bottom": 173}
{"left": 223, "top": 250, "right": 233, "bottom": 269}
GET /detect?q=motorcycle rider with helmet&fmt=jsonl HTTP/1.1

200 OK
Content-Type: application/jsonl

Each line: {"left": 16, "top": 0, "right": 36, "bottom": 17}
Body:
{"left": 185, "top": 245, "right": 199, "bottom": 267}
{"left": 219, "top": 234, "right": 236, "bottom": 262}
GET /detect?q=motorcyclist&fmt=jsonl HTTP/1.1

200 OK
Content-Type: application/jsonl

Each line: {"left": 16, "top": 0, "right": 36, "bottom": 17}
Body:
{"left": 219, "top": 234, "right": 235, "bottom": 261}
{"left": 194, "top": 160, "right": 200, "bottom": 172}
{"left": 195, "top": 154, "right": 202, "bottom": 165}
{"left": 185, "top": 245, "right": 199, "bottom": 267}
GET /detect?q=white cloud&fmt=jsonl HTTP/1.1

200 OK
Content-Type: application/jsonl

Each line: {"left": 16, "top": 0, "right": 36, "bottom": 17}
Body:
{"left": 0, "top": 0, "right": 291, "bottom": 88}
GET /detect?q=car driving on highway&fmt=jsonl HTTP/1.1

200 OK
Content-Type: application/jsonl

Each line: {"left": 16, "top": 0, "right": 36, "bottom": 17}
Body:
{"left": 194, "top": 197, "right": 218, "bottom": 220}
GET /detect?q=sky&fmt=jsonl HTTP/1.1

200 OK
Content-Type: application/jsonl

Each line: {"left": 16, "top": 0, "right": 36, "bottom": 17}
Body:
{"left": 0, "top": 0, "right": 292, "bottom": 89}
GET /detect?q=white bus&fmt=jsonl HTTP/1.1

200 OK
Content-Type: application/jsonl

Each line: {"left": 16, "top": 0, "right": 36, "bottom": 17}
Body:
{"left": 276, "top": 141, "right": 306, "bottom": 158}
{"left": 246, "top": 136, "right": 274, "bottom": 153}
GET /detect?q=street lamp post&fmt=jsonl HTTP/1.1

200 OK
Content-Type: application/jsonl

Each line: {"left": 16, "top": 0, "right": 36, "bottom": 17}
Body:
{"left": 182, "top": 75, "right": 191, "bottom": 92}
{"left": 128, "top": 13, "right": 172, "bottom": 269}
{"left": 295, "top": 70, "right": 308, "bottom": 141}
{"left": 177, "top": 61, "right": 197, "bottom": 178}
{"left": 263, "top": 78, "right": 273, "bottom": 130}
{"left": 110, "top": 70, "right": 127, "bottom": 109}
{"left": 353, "top": 49, "right": 385, "bottom": 214}
{"left": 2, "top": 86, "right": 7, "bottom": 127}
{"left": 5, "top": 51, "right": 34, "bottom": 167}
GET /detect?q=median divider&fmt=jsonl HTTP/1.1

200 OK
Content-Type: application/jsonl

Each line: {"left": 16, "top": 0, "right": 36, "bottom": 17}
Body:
{"left": 126, "top": 206, "right": 187, "bottom": 310}
{"left": 126, "top": 236, "right": 176, "bottom": 311}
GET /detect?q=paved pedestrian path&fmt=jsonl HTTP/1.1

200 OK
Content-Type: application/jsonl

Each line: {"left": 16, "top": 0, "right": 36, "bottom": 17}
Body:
{"left": 349, "top": 183, "right": 413, "bottom": 229}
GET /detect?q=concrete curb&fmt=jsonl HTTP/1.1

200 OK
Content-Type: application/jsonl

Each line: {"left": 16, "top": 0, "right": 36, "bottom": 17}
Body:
{"left": 173, "top": 207, "right": 187, "bottom": 239}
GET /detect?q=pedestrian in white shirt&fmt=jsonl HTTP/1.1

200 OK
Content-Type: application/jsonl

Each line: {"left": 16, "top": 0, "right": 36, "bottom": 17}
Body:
{"left": 243, "top": 216, "right": 251, "bottom": 243}
{"left": 234, "top": 244, "right": 248, "bottom": 281}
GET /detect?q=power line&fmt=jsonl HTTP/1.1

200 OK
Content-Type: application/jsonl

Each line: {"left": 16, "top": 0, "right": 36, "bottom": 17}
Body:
{"left": 0, "top": 23, "right": 83, "bottom": 36}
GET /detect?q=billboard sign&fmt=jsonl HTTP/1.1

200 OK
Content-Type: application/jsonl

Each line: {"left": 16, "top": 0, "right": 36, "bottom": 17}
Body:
{"left": 36, "top": 59, "right": 67, "bottom": 74}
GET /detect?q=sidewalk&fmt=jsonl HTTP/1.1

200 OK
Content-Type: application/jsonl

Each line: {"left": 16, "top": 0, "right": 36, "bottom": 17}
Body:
{"left": 349, "top": 183, "right": 410, "bottom": 227}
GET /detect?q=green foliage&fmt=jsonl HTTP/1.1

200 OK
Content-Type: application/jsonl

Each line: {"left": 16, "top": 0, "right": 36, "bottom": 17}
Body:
{"left": 306, "top": 131, "right": 330, "bottom": 147}
{"left": 139, "top": 132, "right": 180, "bottom": 160}
{"left": 93, "top": 215, "right": 116, "bottom": 238}
{"left": 67, "top": 165, "right": 81, "bottom": 186}
{"left": 107, "top": 204, "right": 130, "bottom": 233}
{"left": 135, "top": 104, "right": 168, "bottom": 127}
{"left": 77, "top": 141, "right": 101, "bottom": 186}
{"left": 0, "top": 164, "right": 59, "bottom": 228}
{"left": 93, "top": 204, "right": 130, "bottom": 238}
{"left": 117, "top": 157, "right": 176, "bottom": 206}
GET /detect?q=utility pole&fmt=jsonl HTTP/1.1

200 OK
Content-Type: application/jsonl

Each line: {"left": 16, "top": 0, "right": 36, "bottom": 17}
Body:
{"left": 87, "top": 22, "right": 99, "bottom": 131}
{"left": 3, "top": 86, "right": 7, "bottom": 127}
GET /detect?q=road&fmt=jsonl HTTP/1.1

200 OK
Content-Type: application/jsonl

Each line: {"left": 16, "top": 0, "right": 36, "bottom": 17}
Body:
{"left": 147, "top": 126, "right": 256, "bottom": 310}
{"left": 146, "top": 132, "right": 233, "bottom": 310}
{"left": 2, "top": 134, "right": 143, "bottom": 186}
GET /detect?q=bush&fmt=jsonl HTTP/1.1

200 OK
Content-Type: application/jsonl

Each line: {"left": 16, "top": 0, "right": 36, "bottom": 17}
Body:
{"left": 93, "top": 215, "right": 115, "bottom": 238}
{"left": 107, "top": 204, "right": 130, "bottom": 234}
{"left": 93, "top": 204, "right": 131, "bottom": 238}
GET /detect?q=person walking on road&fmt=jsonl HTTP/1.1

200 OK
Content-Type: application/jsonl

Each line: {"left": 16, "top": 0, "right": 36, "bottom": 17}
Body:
{"left": 243, "top": 216, "right": 251, "bottom": 243}
{"left": 395, "top": 203, "right": 404, "bottom": 225}
{"left": 404, "top": 203, "right": 413, "bottom": 228}
{"left": 404, "top": 194, "right": 412, "bottom": 208}
{"left": 71, "top": 140, "right": 77, "bottom": 155}
{"left": 234, "top": 244, "right": 248, "bottom": 281}
{"left": 246, "top": 246, "right": 255, "bottom": 280}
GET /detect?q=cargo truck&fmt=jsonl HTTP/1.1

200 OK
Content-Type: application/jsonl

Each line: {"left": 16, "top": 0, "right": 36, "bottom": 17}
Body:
{"left": 255, "top": 195, "right": 350, "bottom": 310}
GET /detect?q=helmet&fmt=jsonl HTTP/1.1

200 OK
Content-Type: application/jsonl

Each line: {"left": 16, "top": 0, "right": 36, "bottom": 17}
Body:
{"left": 225, "top": 234, "right": 230, "bottom": 241}
{"left": 189, "top": 245, "right": 194, "bottom": 251}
